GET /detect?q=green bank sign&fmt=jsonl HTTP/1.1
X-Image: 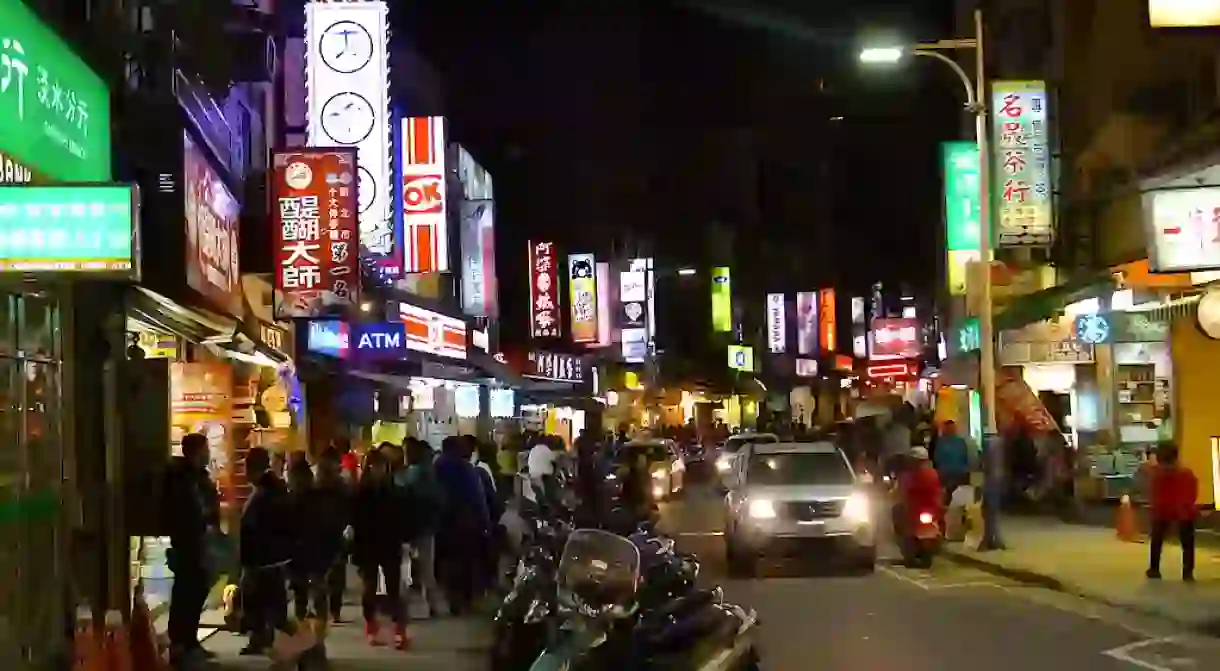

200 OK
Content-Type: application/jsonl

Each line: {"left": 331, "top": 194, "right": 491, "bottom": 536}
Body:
{"left": 0, "top": 185, "right": 136, "bottom": 273}
{"left": 0, "top": 0, "right": 111, "bottom": 181}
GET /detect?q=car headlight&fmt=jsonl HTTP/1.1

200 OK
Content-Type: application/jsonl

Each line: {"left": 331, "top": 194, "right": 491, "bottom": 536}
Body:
{"left": 716, "top": 457, "right": 731, "bottom": 472}
{"left": 747, "top": 499, "right": 776, "bottom": 520}
{"left": 652, "top": 469, "right": 668, "bottom": 480}
{"left": 652, "top": 484, "right": 665, "bottom": 499}
{"left": 842, "top": 492, "right": 870, "bottom": 524}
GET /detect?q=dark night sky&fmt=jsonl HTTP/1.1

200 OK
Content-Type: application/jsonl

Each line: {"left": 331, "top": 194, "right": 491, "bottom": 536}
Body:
{"left": 392, "top": 0, "right": 962, "bottom": 334}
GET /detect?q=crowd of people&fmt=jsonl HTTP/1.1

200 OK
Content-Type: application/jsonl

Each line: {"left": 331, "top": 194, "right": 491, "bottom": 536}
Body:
{"left": 161, "top": 430, "right": 570, "bottom": 668}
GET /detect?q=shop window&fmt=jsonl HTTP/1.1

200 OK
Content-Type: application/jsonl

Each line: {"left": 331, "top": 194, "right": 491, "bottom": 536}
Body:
{"left": 18, "top": 295, "right": 58, "bottom": 360}
{"left": 0, "top": 295, "right": 13, "bottom": 356}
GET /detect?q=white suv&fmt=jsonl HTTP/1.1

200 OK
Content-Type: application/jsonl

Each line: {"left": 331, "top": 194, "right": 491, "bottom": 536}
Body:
{"left": 724, "top": 441, "right": 876, "bottom": 576}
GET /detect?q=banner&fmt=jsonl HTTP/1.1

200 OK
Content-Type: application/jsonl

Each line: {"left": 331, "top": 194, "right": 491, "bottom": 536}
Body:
{"left": 767, "top": 293, "right": 785, "bottom": 353}
{"left": 459, "top": 200, "right": 496, "bottom": 316}
{"left": 272, "top": 148, "right": 360, "bottom": 317}
{"left": 992, "top": 81, "right": 1053, "bottom": 246}
{"left": 796, "top": 291, "right": 818, "bottom": 355}
{"left": 184, "top": 132, "right": 241, "bottom": 316}
{"left": 942, "top": 141, "right": 982, "bottom": 294}
{"left": 529, "top": 240, "right": 561, "bottom": 338}
{"left": 595, "top": 261, "right": 612, "bottom": 347}
{"left": 568, "top": 254, "right": 598, "bottom": 343}
{"left": 711, "top": 266, "right": 732, "bottom": 332}
{"left": 818, "top": 288, "right": 837, "bottom": 353}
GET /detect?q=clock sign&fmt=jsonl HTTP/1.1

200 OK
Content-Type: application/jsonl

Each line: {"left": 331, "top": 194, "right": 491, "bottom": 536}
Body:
{"left": 356, "top": 166, "right": 375, "bottom": 213}
{"left": 319, "top": 20, "right": 374, "bottom": 74}
{"left": 321, "top": 92, "right": 375, "bottom": 145}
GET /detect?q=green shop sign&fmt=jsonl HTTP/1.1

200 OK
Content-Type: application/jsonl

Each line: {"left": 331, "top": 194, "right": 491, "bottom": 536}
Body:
{"left": 0, "top": 185, "right": 137, "bottom": 274}
{"left": 942, "top": 141, "right": 981, "bottom": 252}
{"left": 951, "top": 317, "right": 982, "bottom": 355}
{"left": 0, "top": 0, "right": 111, "bottom": 181}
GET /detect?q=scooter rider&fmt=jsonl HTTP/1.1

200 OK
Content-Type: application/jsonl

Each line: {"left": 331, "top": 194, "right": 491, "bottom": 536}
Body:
{"left": 893, "top": 447, "right": 943, "bottom": 536}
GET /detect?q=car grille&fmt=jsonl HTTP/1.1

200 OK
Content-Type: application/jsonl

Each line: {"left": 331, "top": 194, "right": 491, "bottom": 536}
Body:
{"left": 782, "top": 500, "right": 845, "bottom": 521}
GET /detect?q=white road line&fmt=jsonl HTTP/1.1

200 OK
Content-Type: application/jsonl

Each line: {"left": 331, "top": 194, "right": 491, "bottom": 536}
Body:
{"left": 879, "top": 566, "right": 1002, "bottom": 591}
{"left": 1101, "top": 637, "right": 1185, "bottom": 671}
{"left": 879, "top": 565, "right": 931, "bottom": 590}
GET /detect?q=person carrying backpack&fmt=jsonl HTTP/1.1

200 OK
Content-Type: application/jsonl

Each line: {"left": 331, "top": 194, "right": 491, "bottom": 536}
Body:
{"left": 397, "top": 438, "right": 446, "bottom": 617}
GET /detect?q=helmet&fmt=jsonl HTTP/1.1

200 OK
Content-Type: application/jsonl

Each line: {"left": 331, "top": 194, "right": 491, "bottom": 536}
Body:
{"left": 910, "top": 446, "right": 930, "bottom": 461}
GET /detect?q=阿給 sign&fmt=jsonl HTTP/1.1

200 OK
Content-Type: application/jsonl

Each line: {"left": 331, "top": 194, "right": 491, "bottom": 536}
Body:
{"left": 1143, "top": 187, "right": 1220, "bottom": 272}
{"left": 399, "top": 301, "right": 467, "bottom": 360}
{"left": 767, "top": 293, "right": 786, "bottom": 353}
{"left": 529, "top": 240, "right": 561, "bottom": 338}
{"left": 273, "top": 148, "right": 360, "bottom": 318}
{"left": 942, "top": 141, "right": 982, "bottom": 295}
{"left": 992, "top": 81, "right": 1053, "bottom": 247}
{"left": 0, "top": 0, "right": 112, "bottom": 182}
{"left": 0, "top": 185, "right": 136, "bottom": 274}
{"left": 568, "top": 253, "right": 598, "bottom": 343}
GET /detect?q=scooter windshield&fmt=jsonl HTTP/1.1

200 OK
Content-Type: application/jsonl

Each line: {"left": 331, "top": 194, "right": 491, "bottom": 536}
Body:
{"left": 557, "top": 529, "right": 642, "bottom": 616}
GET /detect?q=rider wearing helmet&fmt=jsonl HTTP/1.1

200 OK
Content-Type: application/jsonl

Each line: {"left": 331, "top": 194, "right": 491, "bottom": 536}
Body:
{"left": 894, "top": 446, "right": 943, "bottom": 534}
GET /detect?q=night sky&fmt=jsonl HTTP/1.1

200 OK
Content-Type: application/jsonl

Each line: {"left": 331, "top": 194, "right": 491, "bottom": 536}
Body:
{"left": 392, "top": 0, "right": 961, "bottom": 338}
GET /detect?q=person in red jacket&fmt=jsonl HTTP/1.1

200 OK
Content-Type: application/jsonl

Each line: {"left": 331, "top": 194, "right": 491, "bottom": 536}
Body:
{"left": 895, "top": 447, "right": 943, "bottom": 533}
{"left": 1147, "top": 442, "right": 1198, "bottom": 582}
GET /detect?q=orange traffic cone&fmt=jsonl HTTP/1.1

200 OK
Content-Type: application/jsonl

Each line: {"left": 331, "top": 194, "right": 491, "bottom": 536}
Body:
{"left": 102, "top": 609, "right": 132, "bottom": 671}
{"left": 129, "top": 586, "right": 165, "bottom": 671}
{"left": 1116, "top": 494, "right": 1140, "bottom": 543}
{"left": 72, "top": 606, "right": 103, "bottom": 671}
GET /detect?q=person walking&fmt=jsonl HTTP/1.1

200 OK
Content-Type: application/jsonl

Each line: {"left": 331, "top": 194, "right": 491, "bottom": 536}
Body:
{"left": 1147, "top": 442, "right": 1199, "bottom": 582}
{"left": 239, "top": 447, "right": 295, "bottom": 656}
{"left": 434, "top": 436, "right": 491, "bottom": 615}
{"left": 351, "top": 450, "right": 410, "bottom": 648}
{"left": 286, "top": 461, "right": 317, "bottom": 622}
{"left": 469, "top": 437, "right": 505, "bottom": 597}
{"left": 164, "top": 433, "right": 221, "bottom": 667}
{"left": 310, "top": 448, "right": 352, "bottom": 623}
{"left": 398, "top": 438, "right": 446, "bottom": 618}
{"left": 933, "top": 421, "right": 972, "bottom": 504}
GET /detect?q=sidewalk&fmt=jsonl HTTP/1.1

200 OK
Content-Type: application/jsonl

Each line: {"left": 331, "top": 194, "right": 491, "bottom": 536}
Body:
{"left": 944, "top": 515, "right": 1220, "bottom": 633}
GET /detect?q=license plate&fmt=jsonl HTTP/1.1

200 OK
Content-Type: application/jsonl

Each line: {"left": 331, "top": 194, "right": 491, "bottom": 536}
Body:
{"left": 915, "top": 528, "right": 940, "bottom": 540}
{"left": 798, "top": 521, "right": 826, "bottom": 535}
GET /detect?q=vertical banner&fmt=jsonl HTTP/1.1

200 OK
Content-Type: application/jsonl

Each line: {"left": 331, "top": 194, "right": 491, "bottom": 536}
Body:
{"left": 595, "top": 261, "right": 612, "bottom": 347}
{"left": 796, "top": 291, "right": 819, "bottom": 355}
{"left": 459, "top": 200, "right": 494, "bottom": 316}
{"left": 529, "top": 240, "right": 560, "bottom": 338}
{"left": 942, "top": 141, "right": 982, "bottom": 294}
{"left": 767, "top": 293, "right": 786, "bottom": 353}
{"left": 711, "top": 266, "right": 732, "bottom": 332}
{"left": 992, "top": 81, "right": 1053, "bottom": 246}
{"left": 851, "top": 296, "right": 867, "bottom": 359}
{"left": 273, "top": 148, "right": 360, "bottom": 317}
{"left": 819, "top": 288, "right": 837, "bottom": 353}
{"left": 568, "top": 253, "right": 598, "bottom": 343}
{"left": 401, "top": 116, "right": 450, "bottom": 273}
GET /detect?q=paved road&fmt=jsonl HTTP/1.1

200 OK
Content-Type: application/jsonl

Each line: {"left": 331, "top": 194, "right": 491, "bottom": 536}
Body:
{"left": 662, "top": 482, "right": 1220, "bottom": 671}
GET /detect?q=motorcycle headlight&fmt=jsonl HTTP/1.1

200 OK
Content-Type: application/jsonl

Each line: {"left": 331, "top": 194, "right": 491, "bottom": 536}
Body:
{"left": 842, "top": 492, "right": 870, "bottom": 524}
{"left": 747, "top": 499, "right": 776, "bottom": 520}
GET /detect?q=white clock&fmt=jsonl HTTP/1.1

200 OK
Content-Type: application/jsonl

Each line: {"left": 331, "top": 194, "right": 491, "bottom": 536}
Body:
{"left": 1197, "top": 289, "right": 1220, "bottom": 339}
{"left": 356, "top": 166, "right": 375, "bottom": 213}
{"left": 319, "top": 20, "right": 373, "bottom": 74}
{"left": 321, "top": 92, "right": 375, "bottom": 145}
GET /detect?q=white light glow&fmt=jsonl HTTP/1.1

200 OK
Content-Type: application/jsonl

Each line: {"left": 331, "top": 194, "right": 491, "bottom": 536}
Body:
{"left": 860, "top": 47, "right": 903, "bottom": 64}
{"left": 677, "top": 268, "right": 697, "bottom": 276}
{"left": 305, "top": 1, "right": 392, "bottom": 266}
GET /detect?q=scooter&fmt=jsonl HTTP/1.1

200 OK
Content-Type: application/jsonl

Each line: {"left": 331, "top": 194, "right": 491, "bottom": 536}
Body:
{"left": 896, "top": 508, "right": 942, "bottom": 569}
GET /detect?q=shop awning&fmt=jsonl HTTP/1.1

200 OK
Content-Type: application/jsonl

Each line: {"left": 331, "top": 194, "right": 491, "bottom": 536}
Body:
{"left": 993, "top": 272, "right": 1117, "bottom": 332}
{"left": 128, "top": 287, "right": 239, "bottom": 344}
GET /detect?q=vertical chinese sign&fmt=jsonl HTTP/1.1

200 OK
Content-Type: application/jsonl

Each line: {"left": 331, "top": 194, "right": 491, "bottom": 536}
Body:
{"left": 711, "top": 266, "right": 732, "bottom": 333}
{"left": 568, "top": 253, "right": 598, "bottom": 343}
{"left": 942, "top": 141, "right": 982, "bottom": 295}
{"left": 273, "top": 148, "right": 360, "bottom": 318}
{"left": 529, "top": 240, "right": 561, "bottom": 338}
{"left": 818, "top": 288, "right": 837, "bottom": 353}
{"left": 992, "top": 81, "right": 1053, "bottom": 246}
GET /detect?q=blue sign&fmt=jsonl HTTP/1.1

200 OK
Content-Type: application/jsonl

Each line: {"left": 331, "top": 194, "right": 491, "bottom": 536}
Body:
{"left": 351, "top": 322, "right": 407, "bottom": 359}
{"left": 307, "top": 320, "right": 349, "bottom": 358}
{"left": 1074, "top": 313, "right": 1112, "bottom": 345}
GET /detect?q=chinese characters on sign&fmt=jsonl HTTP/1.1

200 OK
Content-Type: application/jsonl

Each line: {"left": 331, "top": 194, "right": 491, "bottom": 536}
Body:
{"left": 992, "top": 81, "right": 1053, "bottom": 246}
{"left": 184, "top": 132, "right": 241, "bottom": 316}
{"left": 526, "top": 351, "right": 585, "bottom": 384}
{"left": 568, "top": 253, "right": 598, "bottom": 343}
{"left": 1144, "top": 188, "right": 1220, "bottom": 272}
{"left": 0, "top": 185, "right": 135, "bottom": 273}
{"left": 942, "top": 141, "right": 982, "bottom": 295}
{"left": 273, "top": 148, "right": 360, "bottom": 318}
{"left": 767, "top": 293, "right": 786, "bottom": 353}
{"left": 529, "top": 240, "right": 561, "bottom": 338}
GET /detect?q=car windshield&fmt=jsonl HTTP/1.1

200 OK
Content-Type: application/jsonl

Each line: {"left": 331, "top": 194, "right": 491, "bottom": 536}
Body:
{"left": 747, "top": 451, "right": 853, "bottom": 486}
{"left": 724, "top": 435, "right": 777, "bottom": 453}
{"left": 616, "top": 444, "right": 669, "bottom": 464}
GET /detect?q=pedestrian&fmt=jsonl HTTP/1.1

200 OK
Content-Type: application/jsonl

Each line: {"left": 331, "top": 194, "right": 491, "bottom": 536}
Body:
{"left": 336, "top": 437, "right": 359, "bottom": 484}
{"left": 310, "top": 447, "right": 352, "bottom": 623}
{"left": 469, "top": 437, "right": 505, "bottom": 596}
{"left": 434, "top": 435, "right": 491, "bottom": 614}
{"left": 163, "top": 432, "right": 221, "bottom": 667}
{"left": 399, "top": 437, "right": 446, "bottom": 617}
{"left": 286, "top": 461, "right": 317, "bottom": 622}
{"left": 1147, "top": 442, "right": 1199, "bottom": 582}
{"left": 351, "top": 450, "right": 410, "bottom": 648}
{"left": 933, "top": 421, "right": 971, "bottom": 504}
{"left": 239, "top": 447, "right": 295, "bottom": 655}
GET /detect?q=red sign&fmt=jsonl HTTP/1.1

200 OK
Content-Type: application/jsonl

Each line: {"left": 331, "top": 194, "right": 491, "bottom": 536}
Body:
{"left": 867, "top": 362, "right": 911, "bottom": 379}
{"left": 818, "top": 288, "right": 837, "bottom": 353}
{"left": 399, "top": 302, "right": 468, "bottom": 360}
{"left": 529, "top": 240, "right": 561, "bottom": 338}
{"left": 870, "top": 317, "right": 921, "bottom": 360}
{"left": 402, "top": 116, "right": 449, "bottom": 273}
{"left": 185, "top": 132, "right": 242, "bottom": 316}
{"left": 272, "top": 148, "right": 359, "bottom": 318}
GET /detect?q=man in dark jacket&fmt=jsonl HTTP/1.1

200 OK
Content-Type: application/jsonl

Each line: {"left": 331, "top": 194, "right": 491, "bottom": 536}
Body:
{"left": 240, "top": 447, "right": 295, "bottom": 654}
{"left": 164, "top": 433, "right": 220, "bottom": 665}
{"left": 434, "top": 436, "right": 490, "bottom": 614}
{"left": 351, "top": 450, "right": 410, "bottom": 648}
{"left": 313, "top": 448, "right": 352, "bottom": 622}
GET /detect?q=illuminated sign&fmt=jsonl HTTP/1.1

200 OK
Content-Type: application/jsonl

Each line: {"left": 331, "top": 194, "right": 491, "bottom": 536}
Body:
{"left": 818, "top": 288, "right": 837, "bottom": 353}
{"left": 272, "top": 148, "right": 360, "bottom": 317}
{"left": 767, "top": 293, "right": 786, "bottom": 353}
{"left": 711, "top": 266, "right": 732, "bottom": 332}
{"left": 992, "top": 81, "right": 1053, "bottom": 246}
{"left": 728, "top": 345, "right": 754, "bottom": 372}
{"left": 795, "top": 359, "right": 818, "bottom": 377}
{"left": 942, "top": 141, "right": 982, "bottom": 294}
{"left": 1144, "top": 187, "right": 1220, "bottom": 272}
{"left": 951, "top": 317, "right": 982, "bottom": 355}
{"left": 870, "top": 317, "right": 921, "bottom": 360}
{"left": 526, "top": 351, "right": 585, "bottom": 384}
{"left": 529, "top": 240, "right": 561, "bottom": 338}
{"left": 0, "top": 185, "right": 136, "bottom": 274}
{"left": 305, "top": 1, "right": 392, "bottom": 277}
{"left": 184, "top": 132, "right": 241, "bottom": 315}
{"left": 1149, "top": 1, "right": 1220, "bottom": 27}
{"left": 399, "top": 302, "right": 468, "bottom": 360}
{"left": 796, "top": 291, "right": 818, "bottom": 355}
{"left": 401, "top": 116, "right": 448, "bottom": 273}
{"left": 595, "top": 261, "right": 612, "bottom": 347}
{"left": 867, "top": 362, "right": 911, "bottom": 379}
{"left": 307, "top": 320, "right": 349, "bottom": 358}
{"left": 569, "top": 253, "right": 598, "bottom": 343}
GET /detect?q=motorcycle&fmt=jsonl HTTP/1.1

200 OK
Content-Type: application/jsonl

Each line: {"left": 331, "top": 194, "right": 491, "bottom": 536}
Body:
{"left": 895, "top": 507, "right": 942, "bottom": 568}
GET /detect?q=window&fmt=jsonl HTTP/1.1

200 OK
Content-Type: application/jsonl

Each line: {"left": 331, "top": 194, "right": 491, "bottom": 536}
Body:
{"left": 747, "top": 451, "right": 853, "bottom": 486}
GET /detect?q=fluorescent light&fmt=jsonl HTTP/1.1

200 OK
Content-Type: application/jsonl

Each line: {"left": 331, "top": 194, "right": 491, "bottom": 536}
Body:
{"left": 677, "top": 268, "right": 697, "bottom": 276}
{"left": 860, "top": 47, "right": 903, "bottom": 64}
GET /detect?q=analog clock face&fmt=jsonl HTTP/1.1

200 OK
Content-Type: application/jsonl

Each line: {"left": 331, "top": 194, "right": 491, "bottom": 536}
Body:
{"left": 320, "top": 92, "right": 375, "bottom": 145}
{"left": 319, "top": 20, "right": 374, "bottom": 74}
{"left": 357, "top": 166, "right": 375, "bottom": 213}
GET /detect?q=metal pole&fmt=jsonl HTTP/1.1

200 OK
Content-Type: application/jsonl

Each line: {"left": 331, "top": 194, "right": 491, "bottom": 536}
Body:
{"left": 974, "top": 7, "right": 998, "bottom": 435}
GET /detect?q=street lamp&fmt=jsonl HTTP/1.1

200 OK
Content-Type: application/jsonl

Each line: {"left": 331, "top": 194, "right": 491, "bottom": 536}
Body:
{"left": 677, "top": 267, "right": 697, "bottom": 276}
{"left": 863, "top": 10, "right": 1003, "bottom": 549}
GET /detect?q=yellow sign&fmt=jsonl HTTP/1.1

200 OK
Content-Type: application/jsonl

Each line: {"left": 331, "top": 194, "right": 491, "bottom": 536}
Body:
{"left": 711, "top": 267, "right": 732, "bottom": 332}
{"left": 728, "top": 345, "right": 754, "bottom": 371}
{"left": 1149, "top": 0, "right": 1220, "bottom": 27}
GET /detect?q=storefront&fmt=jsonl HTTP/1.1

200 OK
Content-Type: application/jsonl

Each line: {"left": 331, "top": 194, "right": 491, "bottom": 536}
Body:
{"left": 997, "top": 318, "right": 1098, "bottom": 452}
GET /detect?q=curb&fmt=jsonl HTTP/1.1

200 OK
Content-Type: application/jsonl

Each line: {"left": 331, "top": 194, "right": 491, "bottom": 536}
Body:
{"left": 941, "top": 546, "right": 1220, "bottom": 637}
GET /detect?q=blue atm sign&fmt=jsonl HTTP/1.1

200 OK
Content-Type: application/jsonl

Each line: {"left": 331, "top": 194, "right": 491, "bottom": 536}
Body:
{"left": 307, "top": 320, "right": 407, "bottom": 360}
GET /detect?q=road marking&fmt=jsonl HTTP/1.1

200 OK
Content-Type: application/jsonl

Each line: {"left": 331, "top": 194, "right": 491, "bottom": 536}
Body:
{"left": 1101, "top": 637, "right": 1188, "bottom": 671}
{"left": 879, "top": 565, "right": 1002, "bottom": 591}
